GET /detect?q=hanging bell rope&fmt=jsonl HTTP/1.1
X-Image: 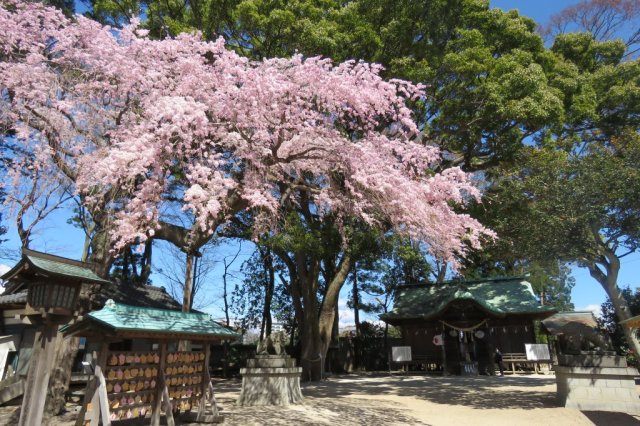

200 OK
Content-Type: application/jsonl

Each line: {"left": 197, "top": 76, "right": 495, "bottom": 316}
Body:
{"left": 440, "top": 319, "right": 487, "bottom": 332}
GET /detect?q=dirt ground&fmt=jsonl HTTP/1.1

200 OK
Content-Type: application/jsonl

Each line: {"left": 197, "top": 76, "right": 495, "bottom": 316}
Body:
{"left": 2, "top": 373, "right": 640, "bottom": 425}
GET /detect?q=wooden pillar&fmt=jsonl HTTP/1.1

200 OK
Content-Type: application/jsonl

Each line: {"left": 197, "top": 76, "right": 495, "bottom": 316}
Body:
{"left": 94, "top": 365, "right": 111, "bottom": 426}
{"left": 19, "top": 323, "right": 57, "bottom": 426}
{"left": 162, "top": 378, "right": 175, "bottom": 426}
{"left": 83, "top": 342, "right": 110, "bottom": 426}
{"left": 151, "top": 342, "right": 167, "bottom": 426}
{"left": 441, "top": 326, "right": 447, "bottom": 376}
{"left": 196, "top": 342, "right": 208, "bottom": 421}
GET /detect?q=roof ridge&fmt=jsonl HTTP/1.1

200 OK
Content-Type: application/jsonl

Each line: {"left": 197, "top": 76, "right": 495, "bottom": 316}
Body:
{"left": 23, "top": 248, "right": 93, "bottom": 269}
{"left": 103, "top": 300, "right": 208, "bottom": 317}
{"left": 397, "top": 276, "right": 525, "bottom": 290}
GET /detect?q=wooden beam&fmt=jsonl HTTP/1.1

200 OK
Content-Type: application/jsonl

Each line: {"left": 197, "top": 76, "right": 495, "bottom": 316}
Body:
{"left": 150, "top": 342, "right": 167, "bottom": 426}
{"left": 74, "top": 378, "right": 97, "bottom": 426}
{"left": 162, "top": 378, "right": 175, "bottom": 426}
{"left": 95, "top": 366, "right": 111, "bottom": 426}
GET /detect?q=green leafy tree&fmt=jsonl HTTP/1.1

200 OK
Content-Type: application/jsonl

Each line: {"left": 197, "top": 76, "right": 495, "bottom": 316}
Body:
{"left": 526, "top": 262, "right": 575, "bottom": 311}
{"left": 600, "top": 287, "right": 640, "bottom": 364}
{"left": 232, "top": 244, "right": 294, "bottom": 338}
{"left": 481, "top": 130, "right": 640, "bottom": 357}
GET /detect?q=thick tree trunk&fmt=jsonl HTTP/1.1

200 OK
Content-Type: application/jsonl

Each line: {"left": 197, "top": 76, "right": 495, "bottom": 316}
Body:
{"left": 88, "top": 228, "right": 116, "bottom": 277}
{"left": 300, "top": 300, "right": 323, "bottom": 381}
{"left": 316, "top": 255, "right": 352, "bottom": 377}
{"left": 298, "top": 254, "right": 322, "bottom": 381}
{"left": 43, "top": 335, "right": 80, "bottom": 418}
{"left": 587, "top": 246, "right": 640, "bottom": 360}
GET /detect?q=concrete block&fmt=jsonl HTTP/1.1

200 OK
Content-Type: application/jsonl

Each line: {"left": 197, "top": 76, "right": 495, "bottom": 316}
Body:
{"left": 556, "top": 365, "right": 640, "bottom": 413}
{"left": 566, "top": 377, "right": 590, "bottom": 387}
{"left": 620, "top": 379, "right": 636, "bottom": 389}
{"left": 586, "top": 388, "right": 602, "bottom": 399}
{"left": 567, "top": 388, "right": 588, "bottom": 399}
{"left": 615, "top": 387, "right": 636, "bottom": 399}
{"left": 237, "top": 356, "right": 303, "bottom": 407}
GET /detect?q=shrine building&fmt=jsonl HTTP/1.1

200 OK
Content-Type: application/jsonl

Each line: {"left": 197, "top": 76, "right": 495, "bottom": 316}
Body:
{"left": 381, "top": 277, "right": 557, "bottom": 375}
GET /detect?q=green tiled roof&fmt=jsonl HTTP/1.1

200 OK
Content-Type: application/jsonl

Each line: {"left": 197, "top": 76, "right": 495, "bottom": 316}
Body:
{"left": 86, "top": 300, "right": 240, "bottom": 339}
{"left": 381, "top": 277, "right": 556, "bottom": 323}
{"left": 26, "top": 254, "right": 110, "bottom": 284}
{"left": 1, "top": 249, "right": 110, "bottom": 287}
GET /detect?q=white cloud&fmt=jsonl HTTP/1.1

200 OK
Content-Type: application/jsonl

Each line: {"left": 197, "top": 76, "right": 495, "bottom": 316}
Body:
{"left": 337, "top": 296, "right": 354, "bottom": 328}
{"left": 577, "top": 304, "right": 602, "bottom": 318}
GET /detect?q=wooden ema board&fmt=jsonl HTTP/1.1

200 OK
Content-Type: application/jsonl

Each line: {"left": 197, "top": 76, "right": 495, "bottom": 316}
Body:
{"left": 78, "top": 344, "right": 219, "bottom": 426}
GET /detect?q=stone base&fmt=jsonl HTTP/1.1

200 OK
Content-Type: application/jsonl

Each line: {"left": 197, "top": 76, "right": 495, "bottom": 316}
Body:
{"left": 558, "top": 354, "right": 627, "bottom": 368}
{"left": 555, "top": 365, "right": 640, "bottom": 413}
{"left": 237, "top": 356, "right": 303, "bottom": 406}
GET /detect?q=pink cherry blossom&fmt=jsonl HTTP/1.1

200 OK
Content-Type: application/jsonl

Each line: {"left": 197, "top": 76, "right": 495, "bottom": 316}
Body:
{"left": 0, "top": 1, "right": 494, "bottom": 264}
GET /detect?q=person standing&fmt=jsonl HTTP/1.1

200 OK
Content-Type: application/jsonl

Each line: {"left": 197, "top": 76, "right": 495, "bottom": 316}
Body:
{"left": 494, "top": 348, "right": 505, "bottom": 376}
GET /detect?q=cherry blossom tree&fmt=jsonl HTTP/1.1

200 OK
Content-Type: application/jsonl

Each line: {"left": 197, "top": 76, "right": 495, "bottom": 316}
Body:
{"left": 0, "top": 1, "right": 493, "bottom": 378}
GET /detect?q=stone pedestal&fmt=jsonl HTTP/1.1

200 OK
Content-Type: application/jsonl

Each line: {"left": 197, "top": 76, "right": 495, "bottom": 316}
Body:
{"left": 237, "top": 355, "right": 303, "bottom": 406}
{"left": 555, "top": 353, "right": 640, "bottom": 413}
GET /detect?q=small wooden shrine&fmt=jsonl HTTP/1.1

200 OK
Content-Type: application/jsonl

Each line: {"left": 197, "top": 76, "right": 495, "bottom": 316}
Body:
{"left": 62, "top": 300, "right": 239, "bottom": 425}
{"left": 0, "top": 248, "right": 112, "bottom": 426}
{"left": 381, "top": 277, "right": 556, "bottom": 375}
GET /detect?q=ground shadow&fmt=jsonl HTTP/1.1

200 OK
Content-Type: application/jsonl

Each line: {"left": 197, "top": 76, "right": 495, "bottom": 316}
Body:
{"left": 582, "top": 411, "right": 640, "bottom": 426}
{"left": 219, "top": 398, "right": 432, "bottom": 426}
{"left": 300, "top": 374, "right": 558, "bottom": 410}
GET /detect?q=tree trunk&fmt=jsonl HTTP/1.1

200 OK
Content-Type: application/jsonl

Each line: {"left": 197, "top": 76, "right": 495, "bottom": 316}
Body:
{"left": 183, "top": 253, "right": 194, "bottom": 312}
{"left": 352, "top": 265, "right": 360, "bottom": 337}
{"left": 272, "top": 246, "right": 352, "bottom": 381}
{"left": 262, "top": 249, "right": 275, "bottom": 337}
{"left": 140, "top": 241, "right": 153, "bottom": 283}
{"left": 88, "top": 228, "right": 116, "bottom": 277}
{"left": 587, "top": 246, "right": 640, "bottom": 360}
{"left": 352, "top": 264, "right": 360, "bottom": 369}
{"left": 435, "top": 259, "right": 447, "bottom": 283}
{"left": 43, "top": 335, "right": 80, "bottom": 418}
{"left": 300, "top": 295, "right": 322, "bottom": 381}
{"left": 223, "top": 262, "right": 230, "bottom": 328}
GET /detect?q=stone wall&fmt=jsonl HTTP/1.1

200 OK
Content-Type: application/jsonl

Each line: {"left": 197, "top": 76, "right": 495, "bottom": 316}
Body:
{"left": 555, "top": 366, "right": 640, "bottom": 413}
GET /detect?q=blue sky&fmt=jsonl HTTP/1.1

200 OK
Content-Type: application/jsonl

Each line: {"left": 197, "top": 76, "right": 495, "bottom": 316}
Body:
{"left": 1, "top": 0, "right": 635, "bottom": 325}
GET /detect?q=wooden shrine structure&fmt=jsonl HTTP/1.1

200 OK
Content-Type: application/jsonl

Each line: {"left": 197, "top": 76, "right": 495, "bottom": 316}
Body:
{"left": 381, "top": 277, "right": 557, "bottom": 375}
{"left": 62, "top": 300, "right": 239, "bottom": 425}
{"left": 0, "top": 249, "right": 112, "bottom": 426}
{"left": 0, "top": 249, "right": 183, "bottom": 390}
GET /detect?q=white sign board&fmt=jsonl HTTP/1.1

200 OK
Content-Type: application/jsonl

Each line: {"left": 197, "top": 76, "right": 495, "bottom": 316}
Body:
{"left": 391, "top": 346, "right": 412, "bottom": 362}
{"left": 525, "top": 343, "right": 550, "bottom": 361}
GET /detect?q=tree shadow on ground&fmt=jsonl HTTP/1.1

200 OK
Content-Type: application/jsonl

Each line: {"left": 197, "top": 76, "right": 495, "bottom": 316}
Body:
{"left": 582, "top": 411, "right": 640, "bottom": 426}
{"left": 300, "top": 374, "right": 558, "bottom": 410}
{"left": 211, "top": 377, "right": 431, "bottom": 425}
{"left": 218, "top": 397, "right": 431, "bottom": 426}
